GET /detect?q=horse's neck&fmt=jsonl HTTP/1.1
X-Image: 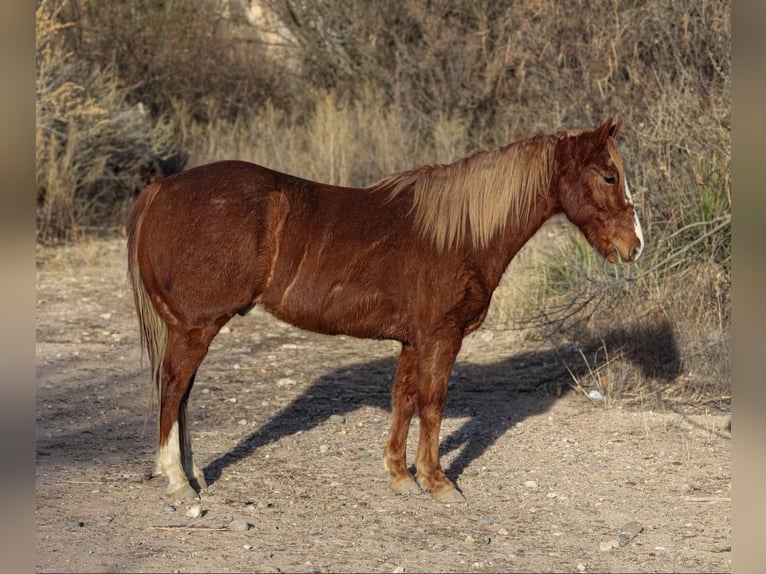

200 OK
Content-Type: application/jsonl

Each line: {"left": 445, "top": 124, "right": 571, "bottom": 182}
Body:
{"left": 477, "top": 193, "right": 561, "bottom": 292}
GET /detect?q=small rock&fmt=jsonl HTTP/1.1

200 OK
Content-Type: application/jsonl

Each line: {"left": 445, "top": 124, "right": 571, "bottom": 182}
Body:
{"left": 620, "top": 520, "right": 643, "bottom": 536}
{"left": 465, "top": 533, "right": 490, "bottom": 545}
{"left": 393, "top": 567, "right": 405, "bottom": 574}
{"left": 276, "top": 378, "right": 296, "bottom": 387}
{"left": 600, "top": 539, "right": 619, "bottom": 552}
{"left": 485, "top": 483, "right": 503, "bottom": 492}
{"left": 228, "top": 519, "right": 252, "bottom": 532}
{"left": 238, "top": 419, "right": 248, "bottom": 426}
{"left": 161, "top": 503, "right": 176, "bottom": 513}
{"left": 618, "top": 521, "right": 643, "bottom": 546}
{"left": 185, "top": 505, "right": 202, "bottom": 518}
{"left": 588, "top": 390, "right": 604, "bottom": 401}
{"left": 576, "top": 562, "right": 586, "bottom": 572}
{"left": 243, "top": 544, "right": 252, "bottom": 550}
{"left": 257, "top": 499, "right": 272, "bottom": 509}
{"left": 616, "top": 533, "right": 630, "bottom": 545}
{"left": 329, "top": 414, "right": 346, "bottom": 425}
{"left": 319, "top": 444, "right": 330, "bottom": 453}
{"left": 523, "top": 480, "right": 538, "bottom": 489}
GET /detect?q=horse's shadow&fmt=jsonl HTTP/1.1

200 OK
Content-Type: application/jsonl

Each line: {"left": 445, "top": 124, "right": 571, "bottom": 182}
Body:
{"left": 202, "top": 319, "right": 681, "bottom": 488}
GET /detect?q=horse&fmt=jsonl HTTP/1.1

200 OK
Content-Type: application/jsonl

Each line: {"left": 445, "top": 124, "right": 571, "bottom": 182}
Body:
{"left": 127, "top": 119, "right": 644, "bottom": 504}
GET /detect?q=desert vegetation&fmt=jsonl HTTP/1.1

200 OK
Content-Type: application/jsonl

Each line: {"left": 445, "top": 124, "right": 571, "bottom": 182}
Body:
{"left": 36, "top": 0, "right": 730, "bottom": 409}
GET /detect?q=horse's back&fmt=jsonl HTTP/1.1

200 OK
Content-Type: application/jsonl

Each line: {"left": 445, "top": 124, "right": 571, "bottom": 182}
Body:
{"left": 147, "top": 160, "right": 281, "bottom": 203}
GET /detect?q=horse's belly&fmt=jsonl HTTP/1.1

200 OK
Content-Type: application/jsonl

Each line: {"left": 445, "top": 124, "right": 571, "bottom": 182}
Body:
{"left": 261, "top": 279, "right": 408, "bottom": 341}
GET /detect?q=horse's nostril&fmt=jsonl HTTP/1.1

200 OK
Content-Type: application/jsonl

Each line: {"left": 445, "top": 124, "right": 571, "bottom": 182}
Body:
{"left": 611, "top": 245, "right": 621, "bottom": 262}
{"left": 631, "top": 244, "right": 642, "bottom": 260}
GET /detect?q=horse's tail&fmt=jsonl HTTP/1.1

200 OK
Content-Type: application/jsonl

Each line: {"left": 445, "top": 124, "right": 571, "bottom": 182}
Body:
{"left": 127, "top": 182, "right": 167, "bottom": 413}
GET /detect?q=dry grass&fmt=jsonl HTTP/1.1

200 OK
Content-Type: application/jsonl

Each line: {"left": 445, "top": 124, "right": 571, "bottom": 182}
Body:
{"left": 36, "top": 0, "right": 184, "bottom": 241}
{"left": 178, "top": 86, "right": 470, "bottom": 188}
{"left": 36, "top": 0, "right": 730, "bottom": 410}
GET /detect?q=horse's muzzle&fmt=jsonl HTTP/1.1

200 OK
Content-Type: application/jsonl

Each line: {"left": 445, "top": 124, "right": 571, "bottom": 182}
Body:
{"left": 610, "top": 242, "right": 643, "bottom": 264}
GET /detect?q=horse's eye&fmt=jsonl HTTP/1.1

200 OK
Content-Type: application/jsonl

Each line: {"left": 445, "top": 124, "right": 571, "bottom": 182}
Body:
{"left": 604, "top": 175, "right": 617, "bottom": 185}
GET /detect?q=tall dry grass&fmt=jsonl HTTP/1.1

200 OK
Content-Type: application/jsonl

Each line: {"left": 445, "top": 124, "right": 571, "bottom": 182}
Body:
{"left": 179, "top": 86, "right": 470, "bottom": 188}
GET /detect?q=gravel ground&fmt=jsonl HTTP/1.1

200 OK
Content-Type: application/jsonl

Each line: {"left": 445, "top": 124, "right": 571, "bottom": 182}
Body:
{"left": 36, "top": 238, "right": 731, "bottom": 573}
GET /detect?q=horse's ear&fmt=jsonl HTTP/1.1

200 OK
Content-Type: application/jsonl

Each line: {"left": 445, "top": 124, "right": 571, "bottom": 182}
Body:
{"left": 609, "top": 119, "right": 623, "bottom": 139}
{"left": 595, "top": 119, "right": 613, "bottom": 144}
{"left": 594, "top": 118, "right": 621, "bottom": 145}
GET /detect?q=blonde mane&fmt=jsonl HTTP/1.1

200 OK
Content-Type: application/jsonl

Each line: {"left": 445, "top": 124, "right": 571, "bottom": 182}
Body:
{"left": 377, "top": 135, "right": 557, "bottom": 251}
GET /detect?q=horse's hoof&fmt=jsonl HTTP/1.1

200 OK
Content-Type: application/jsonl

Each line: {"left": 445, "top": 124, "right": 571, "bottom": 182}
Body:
{"left": 431, "top": 485, "right": 466, "bottom": 504}
{"left": 390, "top": 476, "right": 423, "bottom": 495}
{"left": 165, "top": 483, "right": 199, "bottom": 502}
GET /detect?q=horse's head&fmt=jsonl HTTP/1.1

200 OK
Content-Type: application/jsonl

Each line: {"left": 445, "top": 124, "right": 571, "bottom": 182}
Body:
{"left": 557, "top": 119, "right": 644, "bottom": 263}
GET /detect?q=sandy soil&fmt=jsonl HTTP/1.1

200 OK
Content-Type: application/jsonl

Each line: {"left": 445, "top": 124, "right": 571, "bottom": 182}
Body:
{"left": 36, "top": 238, "right": 730, "bottom": 573}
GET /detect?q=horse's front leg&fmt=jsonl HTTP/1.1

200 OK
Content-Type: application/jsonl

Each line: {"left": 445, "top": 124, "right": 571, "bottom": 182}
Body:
{"left": 384, "top": 343, "right": 422, "bottom": 495}
{"left": 415, "top": 331, "right": 466, "bottom": 503}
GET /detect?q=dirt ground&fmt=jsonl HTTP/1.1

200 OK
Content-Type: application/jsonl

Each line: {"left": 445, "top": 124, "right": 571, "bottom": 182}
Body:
{"left": 35, "top": 238, "right": 731, "bottom": 573}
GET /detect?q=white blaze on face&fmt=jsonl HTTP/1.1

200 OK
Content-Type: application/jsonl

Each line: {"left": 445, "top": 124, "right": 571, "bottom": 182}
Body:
{"left": 624, "top": 179, "right": 644, "bottom": 258}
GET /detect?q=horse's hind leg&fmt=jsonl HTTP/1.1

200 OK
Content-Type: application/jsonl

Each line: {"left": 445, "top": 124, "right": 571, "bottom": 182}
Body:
{"left": 384, "top": 343, "right": 423, "bottom": 495}
{"left": 179, "top": 371, "right": 207, "bottom": 491}
{"left": 155, "top": 328, "right": 210, "bottom": 500}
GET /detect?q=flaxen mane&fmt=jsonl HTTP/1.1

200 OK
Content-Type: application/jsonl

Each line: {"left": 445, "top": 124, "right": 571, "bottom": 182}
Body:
{"left": 377, "top": 135, "right": 557, "bottom": 251}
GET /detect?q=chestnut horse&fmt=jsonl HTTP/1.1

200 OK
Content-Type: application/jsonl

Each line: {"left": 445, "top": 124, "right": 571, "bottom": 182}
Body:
{"left": 127, "top": 119, "right": 644, "bottom": 503}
